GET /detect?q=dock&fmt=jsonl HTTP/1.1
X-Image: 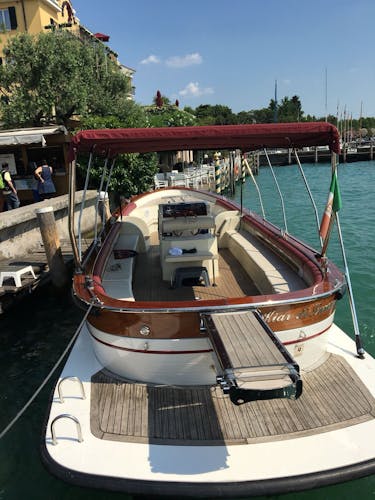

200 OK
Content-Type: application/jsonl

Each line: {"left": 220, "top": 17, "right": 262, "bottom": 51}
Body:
{"left": 257, "top": 143, "right": 375, "bottom": 166}
{"left": 0, "top": 238, "right": 90, "bottom": 313}
{"left": 0, "top": 191, "right": 98, "bottom": 314}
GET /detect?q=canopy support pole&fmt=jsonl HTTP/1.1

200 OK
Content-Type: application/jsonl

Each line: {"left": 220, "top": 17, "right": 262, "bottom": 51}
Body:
{"left": 294, "top": 149, "right": 323, "bottom": 246}
{"left": 68, "top": 157, "right": 82, "bottom": 272}
{"left": 78, "top": 151, "right": 93, "bottom": 261}
{"left": 93, "top": 156, "right": 110, "bottom": 244}
{"left": 264, "top": 149, "right": 288, "bottom": 234}
{"left": 243, "top": 158, "right": 266, "bottom": 219}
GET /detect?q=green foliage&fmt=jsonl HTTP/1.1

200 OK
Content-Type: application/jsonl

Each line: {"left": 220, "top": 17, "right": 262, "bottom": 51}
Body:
{"left": 79, "top": 100, "right": 148, "bottom": 130}
{"left": 276, "top": 95, "right": 303, "bottom": 122}
{"left": 195, "top": 104, "right": 237, "bottom": 125}
{"left": 146, "top": 106, "right": 196, "bottom": 127}
{"left": 75, "top": 113, "right": 157, "bottom": 197}
{"left": 77, "top": 152, "right": 158, "bottom": 198}
{"left": 152, "top": 91, "right": 171, "bottom": 107}
{"left": 0, "top": 31, "right": 132, "bottom": 127}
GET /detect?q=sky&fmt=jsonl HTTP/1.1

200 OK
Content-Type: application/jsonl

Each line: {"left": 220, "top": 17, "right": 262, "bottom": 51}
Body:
{"left": 71, "top": 0, "right": 375, "bottom": 118}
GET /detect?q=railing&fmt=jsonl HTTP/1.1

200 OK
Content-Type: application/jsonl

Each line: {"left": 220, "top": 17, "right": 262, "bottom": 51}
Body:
{"left": 50, "top": 414, "right": 83, "bottom": 445}
{"left": 57, "top": 376, "right": 86, "bottom": 403}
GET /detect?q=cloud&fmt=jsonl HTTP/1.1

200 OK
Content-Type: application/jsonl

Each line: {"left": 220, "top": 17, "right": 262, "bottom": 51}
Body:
{"left": 166, "top": 53, "right": 202, "bottom": 68}
{"left": 140, "top": 54, "right": 161, "bottom": 65}
{"left": 179, "top": 82, "right": 214, "bottom": 98}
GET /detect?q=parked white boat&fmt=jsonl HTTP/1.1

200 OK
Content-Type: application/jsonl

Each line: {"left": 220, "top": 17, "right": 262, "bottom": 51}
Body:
{"left": 41, "top": 123, "right": 375, "bottom": 497}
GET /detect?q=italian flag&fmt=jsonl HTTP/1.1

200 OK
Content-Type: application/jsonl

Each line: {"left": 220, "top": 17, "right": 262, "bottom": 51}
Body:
{"left": 319, "top": 170, "right": 342, "bottom": 240}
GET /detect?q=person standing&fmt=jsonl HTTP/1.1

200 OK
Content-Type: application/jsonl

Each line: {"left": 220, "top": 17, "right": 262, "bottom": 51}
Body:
{"left": 1, "top": 162, "right": 20, "bottom": 210}
{"left": 35, "top": 159, "right": 56, "bottom": 201}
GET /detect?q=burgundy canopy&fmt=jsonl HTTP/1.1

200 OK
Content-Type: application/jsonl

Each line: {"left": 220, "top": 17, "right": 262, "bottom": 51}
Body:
{"left": 70, "top": 122, "right": 340, "bottom": 158}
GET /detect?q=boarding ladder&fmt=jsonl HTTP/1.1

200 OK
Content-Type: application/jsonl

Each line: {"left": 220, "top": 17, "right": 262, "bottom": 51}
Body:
{"left": 203, "top": 310, "right": 302, "bottom": 405}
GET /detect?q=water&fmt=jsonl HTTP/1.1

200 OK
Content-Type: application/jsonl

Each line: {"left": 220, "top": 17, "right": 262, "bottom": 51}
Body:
{"left": 1, "top": 161, "right": 375, "bottom": 499}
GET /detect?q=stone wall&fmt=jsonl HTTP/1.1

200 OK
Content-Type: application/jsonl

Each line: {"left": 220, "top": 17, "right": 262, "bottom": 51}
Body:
{"left": 0, "top": 190, "right": 98, "bottom": 259}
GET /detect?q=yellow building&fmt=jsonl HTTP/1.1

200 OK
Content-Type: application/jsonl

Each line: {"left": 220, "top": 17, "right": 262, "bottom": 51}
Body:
{"left": 0, "top": 1, "right": 135, "bottom": 206}
{"left": 0, "top": 0, "right": 135, "bottom": 90}
{"left": 0, "top": 1, "right": 71, "bottom": 54}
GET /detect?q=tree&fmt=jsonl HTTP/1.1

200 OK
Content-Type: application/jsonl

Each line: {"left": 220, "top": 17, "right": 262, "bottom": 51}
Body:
{"left": 195, "top": 104, "right": 236, "bottom": 125}
{"left": 275, "top": 96, "right": 303, "bottom": 122}
{"left": 76, "top": 107, "right": 155, "bottom": 197}
{"left": 146, "top": 106, "right": 196, "bottom": 127}
{"left": 146, "top": 93, "right": 196, "bottom": 128}
{"left": 152, "top": 90, "right": 171, "bottom": 107}
{"left": 79, "top": 100, "right": 148, "bottom": 130}
{"left": 0, "top": 31, "right": 132, "bottom": 127}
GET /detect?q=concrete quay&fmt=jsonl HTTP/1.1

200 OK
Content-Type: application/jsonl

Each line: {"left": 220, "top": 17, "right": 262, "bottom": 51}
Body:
{"left": 0, "top": 191, "right": 98, "bottom": 313}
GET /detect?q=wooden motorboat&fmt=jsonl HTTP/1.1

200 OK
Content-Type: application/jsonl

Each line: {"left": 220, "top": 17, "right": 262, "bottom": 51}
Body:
{"left": 41, "top": 123, "right": 375, "bottom": 497}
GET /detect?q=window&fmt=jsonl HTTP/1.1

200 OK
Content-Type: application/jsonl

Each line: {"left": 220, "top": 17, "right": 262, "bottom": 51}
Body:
{"left": 0, "top": 7, "right": 17, "bottom": 31}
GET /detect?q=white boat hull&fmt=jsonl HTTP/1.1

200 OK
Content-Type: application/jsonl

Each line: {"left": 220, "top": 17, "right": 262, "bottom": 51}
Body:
{"left": 41, "top": 322, "right": 375, "bottom": 497}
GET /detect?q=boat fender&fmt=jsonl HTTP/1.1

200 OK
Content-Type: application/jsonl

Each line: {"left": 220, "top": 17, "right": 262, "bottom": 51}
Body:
{"left": 335, "top": 283, "right": 347, "bottom": 301}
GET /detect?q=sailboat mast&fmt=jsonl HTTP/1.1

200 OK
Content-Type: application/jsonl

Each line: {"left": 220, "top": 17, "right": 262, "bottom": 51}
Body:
{"left": 325, "top": 68, "right": 328, "bottom": 122}
{"left": 274, "top": 79, "right": 278, "bottom": 123}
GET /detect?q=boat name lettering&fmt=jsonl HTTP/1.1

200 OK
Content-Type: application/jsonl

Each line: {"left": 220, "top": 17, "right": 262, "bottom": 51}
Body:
{"left": 263, "top": 311, "right": 291, "bottom": 322}
{"left": 264, "top": 301, "right": 335, "bottom": 323}
{"left": 295, "top": 302, "right": 335, "bottom": 320}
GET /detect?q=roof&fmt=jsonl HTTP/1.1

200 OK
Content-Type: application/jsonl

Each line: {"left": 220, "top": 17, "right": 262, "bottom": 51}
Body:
{"left": 94, "top": 33, "right": 110, "bottom": 42}
{"left": 0, "top": 126, "right": 68, "bottom": 147}
{"left": 70, "top": 122, "right": 341, "bottom": 158}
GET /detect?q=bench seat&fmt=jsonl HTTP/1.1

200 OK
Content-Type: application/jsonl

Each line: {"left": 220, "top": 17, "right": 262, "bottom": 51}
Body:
{"left": 101, "top": 233, "right": 139, "bottom": 301}
{"left": 226, "top": 230, "right": 305, "bottom": 294}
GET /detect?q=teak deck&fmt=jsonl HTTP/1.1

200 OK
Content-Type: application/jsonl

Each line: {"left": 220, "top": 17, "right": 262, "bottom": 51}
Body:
{"left": 90, "top": 354, "right": 375, "bottom": 445}
{"left": 132, "top": 245, "right": 258, "bottom": 302}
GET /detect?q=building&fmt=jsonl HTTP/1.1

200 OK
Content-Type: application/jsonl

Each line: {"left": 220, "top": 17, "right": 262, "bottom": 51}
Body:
{"left": 0, "top": 125, "right": 70, "bottom": 204}
{"left": 0, "top": 0, "right": 135, "bottom": 96}
{"left": 0, "top": 1, "right": 135, "bottom": 205}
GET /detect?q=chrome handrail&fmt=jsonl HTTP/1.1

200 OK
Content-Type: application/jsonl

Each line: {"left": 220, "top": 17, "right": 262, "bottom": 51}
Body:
{"left": 57, "top": 376, "right": 86, "bottom": 403}
{"left": 78, "top": 280, "right": 345, "bottom": 314}
{"left": 50, "top": 414, "right": 83, "bottom": 445}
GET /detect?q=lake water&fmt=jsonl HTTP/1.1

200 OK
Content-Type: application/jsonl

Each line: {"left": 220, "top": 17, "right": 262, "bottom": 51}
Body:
{"left": 1, "top": 161, "right": 374, "bottom": 499}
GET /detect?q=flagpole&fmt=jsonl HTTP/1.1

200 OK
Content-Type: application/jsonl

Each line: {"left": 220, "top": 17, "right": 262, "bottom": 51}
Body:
{"left": 335, "top": 212, "right": 365, "bottom": 359}
{"left": 320, "top": 213, "right": 335, "bottom": 257}
{"left": 319, "top": 153, "right": 365, "bottom": 358}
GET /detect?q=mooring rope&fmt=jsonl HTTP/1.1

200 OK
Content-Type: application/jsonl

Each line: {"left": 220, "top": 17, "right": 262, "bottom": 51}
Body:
{"left": 0, "top": 303, "right": 94, "bottom": 440}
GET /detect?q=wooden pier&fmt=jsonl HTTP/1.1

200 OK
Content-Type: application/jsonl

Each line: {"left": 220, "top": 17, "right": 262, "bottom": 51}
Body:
{"left": 257, "top": 143, "right": 375, "bottom": 166}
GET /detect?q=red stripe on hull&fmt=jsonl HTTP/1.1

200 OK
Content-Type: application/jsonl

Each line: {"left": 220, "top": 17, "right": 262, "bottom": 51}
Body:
{"left": 282, "top": 324, "right": 331, "bottom": 345}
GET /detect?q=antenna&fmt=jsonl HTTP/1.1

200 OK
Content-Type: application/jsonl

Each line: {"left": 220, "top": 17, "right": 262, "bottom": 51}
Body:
{"left": 274, "top": 79, "right": 278, "bottom": 123}
{"left": 325, "top": 67, "right": 328, "bottom": 122}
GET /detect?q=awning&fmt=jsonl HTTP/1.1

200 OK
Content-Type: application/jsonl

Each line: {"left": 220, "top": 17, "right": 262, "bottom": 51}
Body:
{"left": 94, "top": 32, "right": 110, "bottom": 42}
{"left": 70, "top": 122, "right": 341, "bottom": 158}
{"left": 0, "top": 125, "right": 68, "bottom": 147}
